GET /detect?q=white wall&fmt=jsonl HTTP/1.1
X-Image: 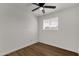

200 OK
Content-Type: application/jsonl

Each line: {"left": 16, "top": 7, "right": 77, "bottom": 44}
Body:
{"left": 0, "top": 4, "right": 38, "bottom": 55}
{"left": 77, "top": 7, "right": 79, "bottom": 53}
{"left": 38, "top": 6, "right": 79, "bottom": 53}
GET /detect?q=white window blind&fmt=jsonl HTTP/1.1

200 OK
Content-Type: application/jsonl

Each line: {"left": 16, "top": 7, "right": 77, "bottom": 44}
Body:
{"left": 43, "top": 17, "right": 58, "bottom": 30}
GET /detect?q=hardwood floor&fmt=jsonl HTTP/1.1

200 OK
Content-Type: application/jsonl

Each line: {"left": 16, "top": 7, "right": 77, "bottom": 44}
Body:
{"left": 6, "top": 42, "right": 78, "bottom": 56}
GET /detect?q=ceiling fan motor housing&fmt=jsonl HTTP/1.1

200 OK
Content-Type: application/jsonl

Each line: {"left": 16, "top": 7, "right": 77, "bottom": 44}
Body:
{"left": 39, "top": 3, "right": 45, "bottom": 7}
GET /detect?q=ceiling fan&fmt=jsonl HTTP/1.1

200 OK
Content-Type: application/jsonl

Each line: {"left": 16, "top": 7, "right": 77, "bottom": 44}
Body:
{"left": 32, "top": 3, "right": 56, "bottom": 14}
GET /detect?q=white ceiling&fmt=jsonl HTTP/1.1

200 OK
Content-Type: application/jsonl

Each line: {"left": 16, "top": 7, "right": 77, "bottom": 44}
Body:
{"left": 26, "top": 3, "right": 79, "bottom": 16}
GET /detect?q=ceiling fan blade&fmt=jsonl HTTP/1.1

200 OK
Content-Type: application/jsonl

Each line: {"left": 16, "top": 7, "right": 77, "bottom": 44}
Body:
{"left": 42, "top": 9, "right": 45, "bottom": 14}
{"left": 44, "top": 6, "right": 56, "bottom": 9}
{"left": 32, "top": 3, "right": 39, "bottom": 6}
{"left": 32, "top": 7, "right": 40, "bottom": 11}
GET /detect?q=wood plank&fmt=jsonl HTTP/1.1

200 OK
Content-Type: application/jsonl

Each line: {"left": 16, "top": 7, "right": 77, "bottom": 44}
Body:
{"left": 5, "top": 42, "right": 78, "bottom": 56}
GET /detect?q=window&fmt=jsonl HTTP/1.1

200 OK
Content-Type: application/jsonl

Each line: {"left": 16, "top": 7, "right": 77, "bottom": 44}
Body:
{"left": 43, "top": 17, "right": 58, "bottom": 30}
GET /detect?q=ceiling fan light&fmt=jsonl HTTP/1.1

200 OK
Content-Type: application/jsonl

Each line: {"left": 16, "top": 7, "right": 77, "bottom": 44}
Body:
{"left": 39, "top": 7, "right": 43, "bottom": 10}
